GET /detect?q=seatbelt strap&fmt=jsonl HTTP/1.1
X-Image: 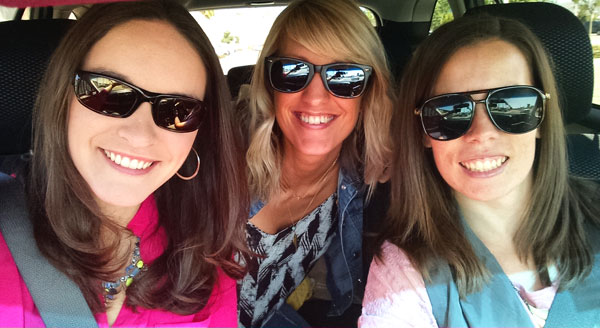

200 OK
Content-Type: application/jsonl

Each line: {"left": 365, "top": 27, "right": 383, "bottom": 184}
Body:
{"left": 0, "top": 173, "right": 98, "bottom": 328}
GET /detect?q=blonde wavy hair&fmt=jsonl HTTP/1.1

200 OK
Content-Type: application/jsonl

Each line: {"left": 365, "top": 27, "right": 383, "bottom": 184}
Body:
{"left": 246, "top": 0, "right": 394, "bottom": 200}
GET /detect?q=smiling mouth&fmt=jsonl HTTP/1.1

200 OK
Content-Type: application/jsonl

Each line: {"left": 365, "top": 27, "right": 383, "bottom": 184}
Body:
{"left": 460, "top": 156, "right": 507, "bottom": 172}
{"left": 297, "top": 112, "right": 335, "bottom": 125}
{"left": 103, "top": 149, "right": 154, "bottom": 170}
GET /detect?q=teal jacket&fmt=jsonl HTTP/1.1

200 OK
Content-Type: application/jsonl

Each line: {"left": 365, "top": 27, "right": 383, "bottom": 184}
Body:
{"left": 425, "top": 217, "right": 600, "bottom": 327}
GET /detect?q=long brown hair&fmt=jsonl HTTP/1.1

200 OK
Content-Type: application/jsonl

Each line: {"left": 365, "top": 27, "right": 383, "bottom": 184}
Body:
{"left": 379, "top": 15, "right": 600, "bottom": 296}
{"left": 28, "top": 0, "right": 248, "bottom": 314}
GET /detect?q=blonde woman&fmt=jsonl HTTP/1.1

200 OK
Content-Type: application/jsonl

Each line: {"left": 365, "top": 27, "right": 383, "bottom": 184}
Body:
{"left": 239, "top": 0, "right": 394, "bottom": 326}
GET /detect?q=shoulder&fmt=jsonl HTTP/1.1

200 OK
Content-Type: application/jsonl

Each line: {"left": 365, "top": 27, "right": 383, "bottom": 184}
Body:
{"left": 359, "top": 241, "right": 437, "bottom": 328}
{"left": 195, "top": 267, "right": 238, "bottom": 327}
{"left": 0, "top": 231, "right": 42, "bottom": 326}
{"left": 368, "top": 241, "right": 425, "bottom": 291}
{"left": 249, "top": 199, "right": 265, "bottom": 218}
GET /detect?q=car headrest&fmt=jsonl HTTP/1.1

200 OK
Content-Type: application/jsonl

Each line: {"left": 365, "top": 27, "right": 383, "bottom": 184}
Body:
{"left": 466, "top": 3, "right": 593, "bottom": 125}
{"left": 0, "top": 19, "right": 75, "bottom": 155}
{"left": 227, "top": 64, "right": 254, "bottom": 100}
{"left": 377, "top": 20, "right": 414, "bottom": 82}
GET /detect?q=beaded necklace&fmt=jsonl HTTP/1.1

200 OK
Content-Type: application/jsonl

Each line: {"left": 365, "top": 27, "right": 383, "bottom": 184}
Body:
{"left": 102, "top": 237, "right": 146, "bottom": 301}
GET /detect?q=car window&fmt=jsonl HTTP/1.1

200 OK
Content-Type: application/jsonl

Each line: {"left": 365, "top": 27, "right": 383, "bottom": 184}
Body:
{"left": 431, "top": 0, "right": 453, "bottom": 32}
{"left": 191, "top": 7, "right": 286, "bottom": 75}
{"left": 192, "top": 6, "right": 378, "bottom": 75}
{"left": 0, "top": 6, "right": 16, "bottom": 21}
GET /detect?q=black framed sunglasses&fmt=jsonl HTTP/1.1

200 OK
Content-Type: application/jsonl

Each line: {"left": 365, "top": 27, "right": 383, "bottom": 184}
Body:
{"left": 73, "top": 70, "right": 205, "bottom": 133}
{"left": 415, "top": 85, "right": 549, "bottom": 141}
{"left": 265, "top": 56, "right": 373, "bottom": 98}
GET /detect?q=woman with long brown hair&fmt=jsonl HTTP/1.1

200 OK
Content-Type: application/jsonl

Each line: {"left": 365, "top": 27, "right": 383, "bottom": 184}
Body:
{"left": 360, "top": 15, "right": 600, "bottom": 327}
{"left": 0, "top": 1, "right": 248, "bottom": 326}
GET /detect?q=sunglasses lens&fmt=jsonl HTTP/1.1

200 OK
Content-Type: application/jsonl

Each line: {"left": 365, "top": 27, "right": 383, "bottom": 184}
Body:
{"left": 421, "top": 95, "right": 473, "bottom": 140}
{"left": 488, "top": 87, "right": 543, "bottom": 133}
{"left": 270, "top": 59, "right": 310, "bottom": 92}
{"left": 325, "top": 65, "right": 367, "bottom": 97}
{"left": 155, "top": 98, "right": 203, "bottom": 132}
{"left": 74, "top": 74, "right": 137, "bottom": 116}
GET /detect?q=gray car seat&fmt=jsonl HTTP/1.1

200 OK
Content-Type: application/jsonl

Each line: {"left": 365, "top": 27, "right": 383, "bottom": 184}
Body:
{"left": 0, "top": 19, "right": 74, "bottom": 179}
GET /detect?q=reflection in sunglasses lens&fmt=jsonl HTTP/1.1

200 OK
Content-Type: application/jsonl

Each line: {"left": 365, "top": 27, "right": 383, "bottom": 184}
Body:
{"left": 77, "top": 76, "right": 137, "bottom": 116}
{"left": 156, "top": 98, "right": 201, "bottom": 131}
{"left": 74, "top": 72, "right": 203, "bottom": 132}
{"left": 421, "top": 87, "right": 544, "bottom": 140}
{"left": 488, "top": 88, "right": 543, "bottom": 134}
{"left": 326, "top": 65, "right": 365, "bottom": 97}
{"left": 272, "top": 60, "right": 310, "bottom": 92}
{"left": 422, "top": 95, "right": 473, "bottom": 140}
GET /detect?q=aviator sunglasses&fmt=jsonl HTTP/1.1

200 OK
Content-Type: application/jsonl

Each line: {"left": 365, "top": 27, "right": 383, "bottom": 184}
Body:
{"left": 73, "top": 70, "right": 205, "bottom": 133}
{"left": 265, "top": 56, "right": 373, "bottom": 98}
{"left": 415, "top": 85, "right": 549, "bottom": 141}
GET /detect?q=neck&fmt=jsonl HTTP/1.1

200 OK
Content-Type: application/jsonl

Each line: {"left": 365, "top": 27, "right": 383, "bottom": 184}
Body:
{"left": 95, "top": 196, "right": 141, "bottom": 230}
{"left": 457, "top": 174, "right": 533, "bottom": 245}
{"left": 280, "top": 143, "right": 341, "bottom": 192}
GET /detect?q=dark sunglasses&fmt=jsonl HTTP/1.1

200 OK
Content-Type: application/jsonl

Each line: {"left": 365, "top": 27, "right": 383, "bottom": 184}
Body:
{"left": 73, "top": 70, "right": 205, "bottom": 133}
{"left": 265, "top": 56, "right": 373, "bottom": 98}
{"left": 415, "top": 85, "right": 549, "bottom": 141}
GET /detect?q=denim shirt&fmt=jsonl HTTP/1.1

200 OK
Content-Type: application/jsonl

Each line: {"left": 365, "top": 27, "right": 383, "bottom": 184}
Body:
{"left": 248, "top": 168, "right": 365, "bottom": 325}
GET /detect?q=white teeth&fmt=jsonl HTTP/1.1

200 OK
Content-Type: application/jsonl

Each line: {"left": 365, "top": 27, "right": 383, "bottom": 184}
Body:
{"left": 129, "top": 159, "right": 138, "bottom": 170}
{"left": 103, "top": 150, "right": 154, "bottom": 170}
{"left": 461, "top": 157, "right": 507, "bottom": 172}
{"left": 299, "top": 113, "right": 334, "bottom": 125}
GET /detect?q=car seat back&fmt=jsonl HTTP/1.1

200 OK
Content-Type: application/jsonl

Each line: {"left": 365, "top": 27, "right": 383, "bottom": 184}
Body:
{"left": 0, "top": 19, "right": 74, "bottom": 176}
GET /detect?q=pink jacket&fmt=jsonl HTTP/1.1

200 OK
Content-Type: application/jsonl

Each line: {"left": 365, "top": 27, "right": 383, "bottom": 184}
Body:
{"left": 0, "top": 195, "right": 237, "bottom": 327}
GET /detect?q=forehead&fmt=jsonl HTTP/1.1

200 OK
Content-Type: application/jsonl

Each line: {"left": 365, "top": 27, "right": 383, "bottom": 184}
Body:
{"left": 81, "top": 19, "right": 207, "bottom": 98}
{"left": 278, "top": 37, "right": 339, "bottom": 65}
{"left": 433, "top": 39, "right": 533, "bottom": 96}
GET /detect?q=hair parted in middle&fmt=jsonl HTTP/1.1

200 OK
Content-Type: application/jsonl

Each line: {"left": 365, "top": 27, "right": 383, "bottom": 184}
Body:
{"left": 378, "top": 14, "right": 600, "bottom": 297}
{"left": 245, "top": 0, "right": 394, "bottom": 200}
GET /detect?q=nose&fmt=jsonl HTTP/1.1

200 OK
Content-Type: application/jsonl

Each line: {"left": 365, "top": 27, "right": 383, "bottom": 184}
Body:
{"left": 462, "top": 103, "right": 500, "bottom": 143}
{"left": 300, "top": 72, "right": 329, "bottom": 104}
{"left": 116, "top": 102, "right": 157, "bottom": 147}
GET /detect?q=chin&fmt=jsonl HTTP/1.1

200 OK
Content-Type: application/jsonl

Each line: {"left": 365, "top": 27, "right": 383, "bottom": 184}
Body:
{"left": 456, "top": 186, "right": 510, "bottom": 203}
{"left": 93, "top": 187, "right": 152, "bottom": 208}
{"left": 295, "top": 141, "right": 339, "bottom": 156}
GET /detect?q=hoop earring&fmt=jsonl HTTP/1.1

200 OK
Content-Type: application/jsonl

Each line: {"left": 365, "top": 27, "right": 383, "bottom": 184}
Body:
{"left": 176, "top": 147, "right": 200, "bottom": 181}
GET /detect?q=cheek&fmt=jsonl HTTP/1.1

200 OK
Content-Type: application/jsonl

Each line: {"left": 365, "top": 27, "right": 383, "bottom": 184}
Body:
{"left": 516, "top": 133, "right": 538, "bottom": 172}
{"left": 67, "top": 101, "right": 94, "bottom": 166}
{"left": 429, "top": 141, "right": 458, "bottom": 183}
{"left": 274, "top": 92, "right": 295, "bottom": 116}
{"left": 338, "top": 98, "right": 361, "bottom": 130}
{"left": 166, "top": 131, "right": 198, "bottom": 167}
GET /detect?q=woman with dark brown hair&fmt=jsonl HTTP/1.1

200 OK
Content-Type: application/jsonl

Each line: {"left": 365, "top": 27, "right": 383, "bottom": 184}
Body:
{"left": 0, "top": 1, "right": 247, "bottom": 326}
{"left": 360, "top": 15, "right": 600, "bottom": 327}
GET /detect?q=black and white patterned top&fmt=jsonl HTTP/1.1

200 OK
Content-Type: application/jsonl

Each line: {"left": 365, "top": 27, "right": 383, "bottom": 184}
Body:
{"left": 238, "top": 193, "right": 338, "bottom": 327}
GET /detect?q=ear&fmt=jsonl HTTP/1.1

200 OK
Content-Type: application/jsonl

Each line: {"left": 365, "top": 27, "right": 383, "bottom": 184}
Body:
{"left": 423, "top": 134, "right": 432, "bottom": 148}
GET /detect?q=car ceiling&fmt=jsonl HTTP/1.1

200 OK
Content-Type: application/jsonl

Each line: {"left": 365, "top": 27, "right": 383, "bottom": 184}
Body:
{"left": 1, "top": 0, "right": 438, "bottom": 23}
